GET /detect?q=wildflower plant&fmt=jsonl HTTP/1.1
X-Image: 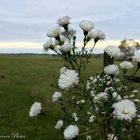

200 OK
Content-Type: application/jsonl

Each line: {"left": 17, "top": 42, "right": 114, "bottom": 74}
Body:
{"left": 30, "top": 16, "right": 140, "bottom": 140}
{"left": 43, "top": 16, "right": 105, "bottom": 76}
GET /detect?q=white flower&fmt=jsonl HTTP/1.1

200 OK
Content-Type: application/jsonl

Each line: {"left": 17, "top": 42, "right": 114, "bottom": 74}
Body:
{"left": 98, "top": 92, "right": 108, "bottom": 100}
{"left": 76, "top": 99, "right": 85, "bottom": 104}
{"left": 112, "top": 99, "right": 137, "bottom": 122}
{"left": 63, "top": 125, "right": 79, "bottom": 140}
{"left": 87, "top": 30, "right": 105, "bottom": 40}
{"left": 120, "top": 61, "right": 133, "bottom": 70}
{"left": 43, "top": 40, "right": 53, "bottom": 50}
{"left": 60, "top": 67, "right": 68, "bottom": 74}
{"left": 112, "top": 92, "right": 121, "bottom": 101}
{"left": 133, "top": 99, "right": 140, "bottom": 103}
{"left": 105, "top": 45, "right": 122, "bottom": 58}
{"left": 130, "top": 94, "right": 135, "bottom": 98}
{"left": 112, "top": 92, "right": 118, "bottom": 98}
{"left": 116, "top": 95, "right": 121, "bottom": 101}
{"left": 133, "top": 51, "right": 140, "bottom": 62}
{"left": 124, "top": 95, "right": 129, "bottom": 99}
{"left": 107, "top": 134, "right": 117, "bottom": 140}
{"left": 72, "top": 113, "right": 78, "bottom": 122}
{"left": 47, "top": 26, "right": 60, "bottom": 38}
{"left": 53, "top": 39, "right": 60, "bottom": 46}
{"left": 114, "top": 78, "right": 120, "bottom": 82}
{"left": 60, "top": 43, "right": 73, "bottom": 52}
{"left": 137, "top": 119, "right": 140, "bottom": 121}
{"left": 80, "top": 100, "right": 85, "bottom": 103}
{"left": 52, "top": 92, "right": 62, "bottom": 102}
{"left": 89, "top": 115, "right": 96, "bottom": 123}
{"left": 29, "top": 102, "right": 42, "bottom": 117}
{"left": 107, "top": 81, "right": 112, "bottom": 86}
{"left": 58, "top": 69, "right": 79, "bottom": 90}
{"left": 87, "top": 111, "right": 92, "bottom": 115}
{"left": 108, "top": 87, "right": 114, "bottom": 92}
{"left": 57, "top": 16, "right": 71, "bottom": 27}
{"left": 132, "top": 90, "right": 138, "bottom": 94}
{"left": 86, "top": 135, "right": 92, "bottom": 140}
{"left": 93, "top": 92, "right": 108, "bottom": 103}
{"left": 104, "top": 64, "right": 119, "bottom": 75}
{"left": 55, "top": 120, "right": 63, "bottom": 129}
{"left": 86, "top": 81, "right": 91, "bottom": 90}
{"left": 79, "top": 20, "right": 94, "bottom": 32}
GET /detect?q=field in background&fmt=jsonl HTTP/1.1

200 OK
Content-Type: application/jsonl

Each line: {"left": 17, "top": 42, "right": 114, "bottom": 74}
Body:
{"left": 0, "top": 55, "right": 139, "bottom": 140}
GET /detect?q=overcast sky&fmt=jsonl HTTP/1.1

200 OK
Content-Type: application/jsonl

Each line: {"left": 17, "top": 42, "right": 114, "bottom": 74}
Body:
{"left": 0, "top": 0, "right": 140, "bottom": 44}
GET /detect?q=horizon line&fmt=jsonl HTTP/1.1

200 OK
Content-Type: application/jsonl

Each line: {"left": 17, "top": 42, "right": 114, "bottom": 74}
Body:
{"left": 0, "top": 39, "right": 140, "bottom": 48}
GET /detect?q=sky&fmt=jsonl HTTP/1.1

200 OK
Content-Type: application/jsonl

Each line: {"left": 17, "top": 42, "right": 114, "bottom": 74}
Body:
{"left": 0, "top": 0, "right": 140, "bottom": 48}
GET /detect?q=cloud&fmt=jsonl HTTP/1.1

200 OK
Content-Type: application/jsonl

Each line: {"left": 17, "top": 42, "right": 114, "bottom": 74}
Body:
{"left": 0, "top": 0, "right": 140, "bottom": 43}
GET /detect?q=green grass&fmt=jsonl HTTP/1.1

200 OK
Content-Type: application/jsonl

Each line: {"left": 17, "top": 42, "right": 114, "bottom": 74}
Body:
{"left": 0, "top": 55, "right": 139, "bottom": 140}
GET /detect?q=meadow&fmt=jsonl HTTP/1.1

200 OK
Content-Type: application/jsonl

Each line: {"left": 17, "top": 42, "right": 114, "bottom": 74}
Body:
{"left": 0, "top": 55, "right": 139, "bottom": 140}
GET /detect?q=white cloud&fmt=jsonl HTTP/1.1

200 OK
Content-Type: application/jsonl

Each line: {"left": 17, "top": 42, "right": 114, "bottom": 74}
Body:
{"left": 0, "top": 0, "right": 140, "bottom": 43}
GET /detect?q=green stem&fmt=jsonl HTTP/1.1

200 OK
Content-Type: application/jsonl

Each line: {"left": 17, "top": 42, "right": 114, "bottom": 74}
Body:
{"left": 102, "top": 120, "right": 108, "bottom": 140}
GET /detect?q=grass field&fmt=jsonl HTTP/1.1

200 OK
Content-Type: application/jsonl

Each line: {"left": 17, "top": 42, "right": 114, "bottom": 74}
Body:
{"left": 0, "top": 55, "right": 139, "bottom": 140}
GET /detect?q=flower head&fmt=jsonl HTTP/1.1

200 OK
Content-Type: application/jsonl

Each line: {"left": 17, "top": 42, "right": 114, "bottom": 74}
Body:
{"left": 132, "top": 90, "right": 138, "bottom": 94}
{"left": 120, "top": 61, "right": 133, "bottom": 70}
{"left": 112, "top": 99, "right": 137, "bottom": 122}
{"left": 57, "top": 16, "right": 71, "bottom": 27}
{"left": 55, "top": 120, "right": 63, "bottom": 129}
{"left": 112, "top": 92, "right": 121, "bottom": 101}
{"left": 52, "top": 92, "right": 62, "bottom": 102}
{"left": 87, "top": 30, "right": 105, "bottom": 41}
{"left": 86, "top": 135, "right": 92, "bottom": 140}
{"left": 79, "top": 20, "right": 94, "bottom": 32}
{"left": 43, "top": 39, "right": 53, "bottom": 50}
{"left": 104, "top": 64, "right": 119, "bottom": 75}
{"left": 63, "top": 125, "right": 79, "bottom": 140}
{"left": 93, "top": 92, "right": 108, "bottom": 103}
{"left": 29, "top": 102, "right": 42, "bottom": 117}
{"left": 89, "top": 115, "right": 96, "bottom": 123}
{"left": 60, "top": 67, "right": 68, "bottom": 74}
{"left": 58, "top": 69, "right": 79, "bottom": 90}
{"left": 47, "top": 26, "right": 60, "bottom": 38}
{"left": 133, "top": 51, "right": 140, "bottom": 62}
{"left": 72, "top": 113, "right": 78, "bottom": 122}
{"left": 60, "top": 43, "right": 73, "bottom": 52}
{"left": 105, "top": 45, "right": 122, "bottom": 58}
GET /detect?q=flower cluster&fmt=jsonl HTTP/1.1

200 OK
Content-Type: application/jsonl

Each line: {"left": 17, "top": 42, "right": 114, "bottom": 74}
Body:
{"left": 29, "top": 16, "right": 140, "bottom": 140}
{"left": 49, "top": 64, "right": 139, "bottom": 139}
{"left": 43, "top": 16, "right": 105, "bottom": 73}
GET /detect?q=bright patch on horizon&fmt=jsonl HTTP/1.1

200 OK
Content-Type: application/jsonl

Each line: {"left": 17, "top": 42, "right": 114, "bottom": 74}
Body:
{"left": 0, "top": 40, "right": 140, "bottom": 49}
{"left": 0, "top": 42, "right": 42, "bottom": 48}
{"left": 0, "top": 40, "right": 119, "bottom": 49}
